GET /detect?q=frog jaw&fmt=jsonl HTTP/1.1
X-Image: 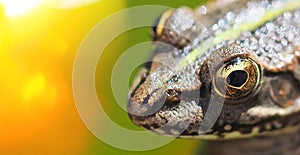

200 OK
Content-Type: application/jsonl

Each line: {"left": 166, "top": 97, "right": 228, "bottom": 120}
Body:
{"left": 128, "top": 95, "right": 300, "bottom": 140}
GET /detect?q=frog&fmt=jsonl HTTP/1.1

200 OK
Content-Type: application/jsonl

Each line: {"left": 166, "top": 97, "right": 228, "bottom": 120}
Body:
{"left": 127, "top": 0, "right": 300, "bottom": 154}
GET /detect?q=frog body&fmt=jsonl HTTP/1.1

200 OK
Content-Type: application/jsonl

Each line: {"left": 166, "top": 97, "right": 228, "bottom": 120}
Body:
{"left": 128, "top": 0, "right": 300, "bottom": 154}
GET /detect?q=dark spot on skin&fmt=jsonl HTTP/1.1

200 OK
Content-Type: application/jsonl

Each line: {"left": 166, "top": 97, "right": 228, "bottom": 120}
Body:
{"left": 250, "top": 116, "right": 256, "bottom": 122}
{"left": 167, "top": 75, "right": 181, "bottom": 84}
{"left": 141, "top": 88, "right": 160, "bottom": 105}
{"left": 141, "top": 94, "right": 151, "bottom": 105}
{"left": 224, "top": 112, "right": 232, "bottom": 117}
{"left": 226, "top": 70, "right": 248, "bottom": 87}
{"left": 189, "top": 132, "right": 199, "bottom": 136}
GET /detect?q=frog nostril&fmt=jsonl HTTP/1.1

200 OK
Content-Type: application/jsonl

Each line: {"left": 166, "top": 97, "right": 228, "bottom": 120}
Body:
{"left": 166, "top": 89, "right": 181, "bottom": 103}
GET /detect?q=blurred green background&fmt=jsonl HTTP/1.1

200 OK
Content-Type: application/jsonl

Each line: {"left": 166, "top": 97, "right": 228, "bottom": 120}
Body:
{"left": 0, "top": 0, "right": 207, "bottom": 154}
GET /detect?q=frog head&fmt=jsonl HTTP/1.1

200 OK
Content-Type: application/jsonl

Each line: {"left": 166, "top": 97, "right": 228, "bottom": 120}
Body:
{"left": 127, "top": 4, "right": 300, "bottom": 140}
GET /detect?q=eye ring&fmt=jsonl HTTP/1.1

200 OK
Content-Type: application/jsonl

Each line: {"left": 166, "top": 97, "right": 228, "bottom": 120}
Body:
{"left": 212, "top": 57, "right": 261, "bottom": 100}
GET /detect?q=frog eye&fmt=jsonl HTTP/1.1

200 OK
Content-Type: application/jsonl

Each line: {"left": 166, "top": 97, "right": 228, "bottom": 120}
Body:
{"left": 151, "top": 10, "right": 173, "bottom": 40}
{"left": 213, "top": 57, "right": 261, "bottom": 100}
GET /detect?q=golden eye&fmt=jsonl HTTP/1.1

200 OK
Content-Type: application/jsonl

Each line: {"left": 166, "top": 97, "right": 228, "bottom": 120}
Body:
{"left": 213, "top": 57, "right": 261, "bottom": 100}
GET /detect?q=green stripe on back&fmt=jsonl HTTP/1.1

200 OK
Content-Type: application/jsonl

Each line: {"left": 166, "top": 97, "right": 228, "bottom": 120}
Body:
{"left": 176, "top": 0, "right": 300, "bottom": 70}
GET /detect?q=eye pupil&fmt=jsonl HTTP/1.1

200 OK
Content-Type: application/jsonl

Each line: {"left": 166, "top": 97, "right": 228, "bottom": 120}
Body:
{"left": 226, "top": 70, "right": 248, "bottom": 87}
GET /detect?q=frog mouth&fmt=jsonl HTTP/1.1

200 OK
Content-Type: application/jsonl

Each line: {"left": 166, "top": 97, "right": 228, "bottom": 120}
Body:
{"left": 128, "top": 97, "right": 300, "bottom": 140}
{"left": 199, "top": 111, "right": 300, "bottom": 140}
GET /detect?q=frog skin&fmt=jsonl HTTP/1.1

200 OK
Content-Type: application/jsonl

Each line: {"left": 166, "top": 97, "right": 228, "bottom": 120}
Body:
{"left": 127, "top": 0, "right": 300, "bottom": 154}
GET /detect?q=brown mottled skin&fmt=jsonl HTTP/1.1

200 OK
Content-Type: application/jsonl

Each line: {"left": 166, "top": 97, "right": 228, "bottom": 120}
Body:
{"left": 128, "top": 0, "right": 300, "bottom": 154}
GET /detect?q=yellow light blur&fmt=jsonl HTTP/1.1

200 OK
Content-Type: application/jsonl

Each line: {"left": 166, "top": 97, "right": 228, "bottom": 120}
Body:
{"left": 22, "top": 73, "right": 47, "bottom": 102}
{"left": 44, "top": 0, "right": 100, "bottom": 9}
{"left": 0, "top": 0, "right": 129, "bottom": 154}
{"left": 0, "top": 0, "right": 41, "bottom": 17}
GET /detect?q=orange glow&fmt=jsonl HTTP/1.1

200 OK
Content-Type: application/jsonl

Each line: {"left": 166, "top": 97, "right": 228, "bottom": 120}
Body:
{"left": 0, "top": 0, "right": 124, "bottom": 153}
{"left": 0, "top": 0, "right": 42, "bottom": 17}
{"left": 22, "top": 73, "right": 46, "bottom": 101}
